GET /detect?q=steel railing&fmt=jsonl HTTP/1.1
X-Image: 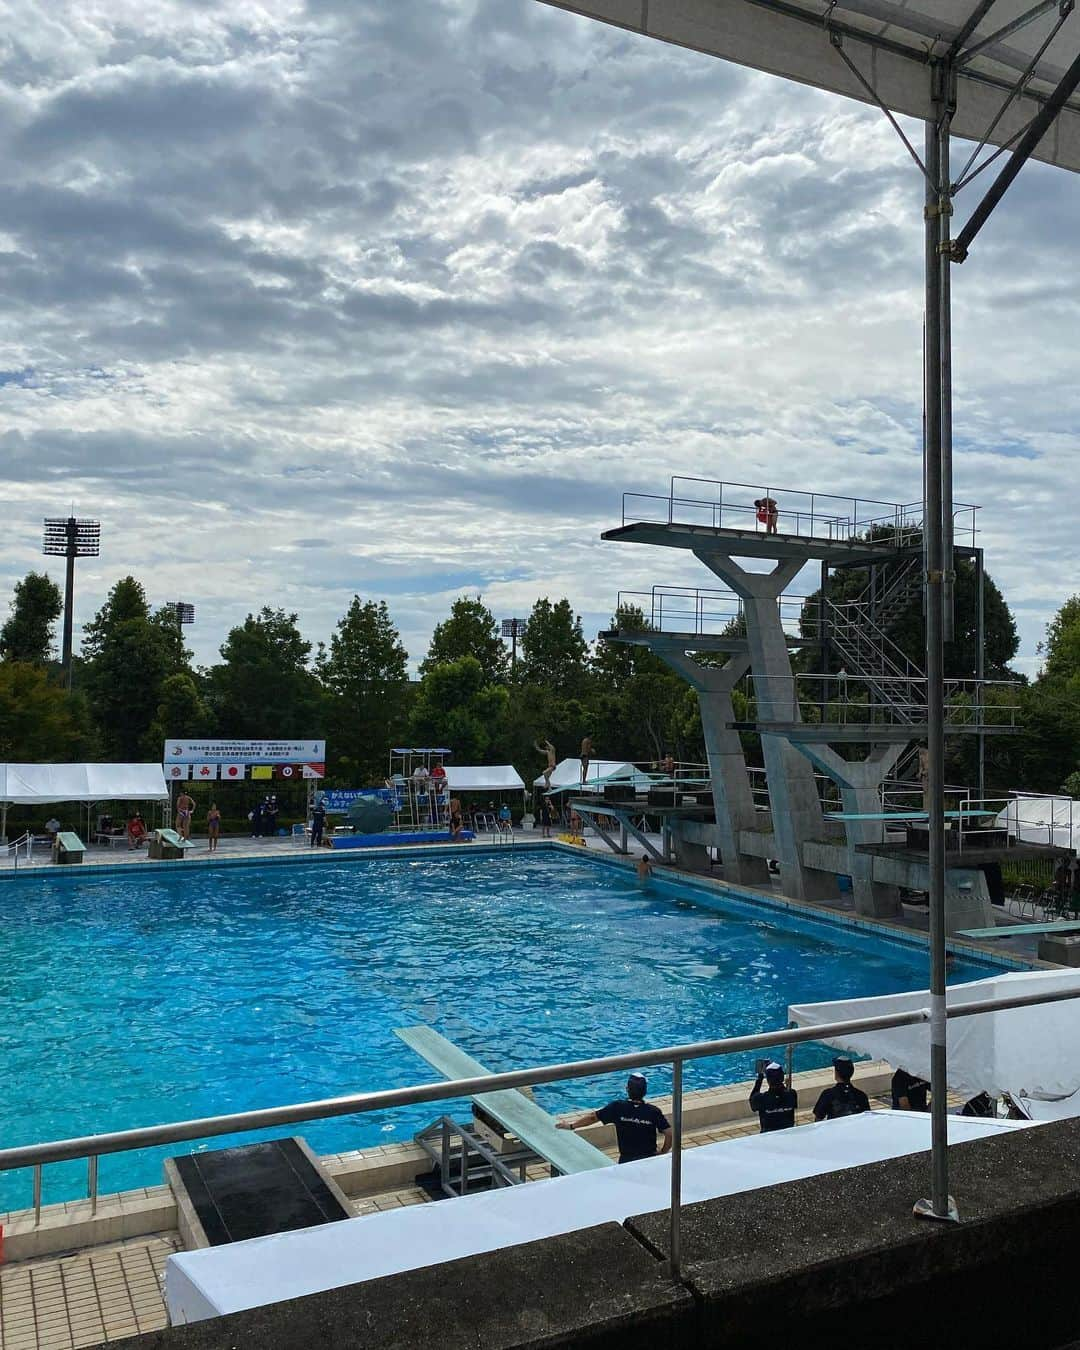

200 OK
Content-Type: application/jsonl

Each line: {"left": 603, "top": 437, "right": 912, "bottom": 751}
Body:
{"left": 4, "top": 984, "right": 1080, "bottom": 1278}
{"left": 620, "top": 477, "right": 979, "bottom": 550}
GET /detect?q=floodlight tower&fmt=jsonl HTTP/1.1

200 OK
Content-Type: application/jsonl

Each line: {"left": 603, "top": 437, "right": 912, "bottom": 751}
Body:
{"left": 171, "top": 601, "right": 196, "bottom": 628}
{"left": 501, "top": 617, "right": 525, "bottom": 674}
{"left": 43, "top": 516, "right": 101, "bottom": 689}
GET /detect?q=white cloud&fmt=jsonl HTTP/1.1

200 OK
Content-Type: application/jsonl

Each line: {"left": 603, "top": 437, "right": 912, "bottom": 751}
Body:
{"left": 0, "top": 0, "right": 1076, "bottom": 681}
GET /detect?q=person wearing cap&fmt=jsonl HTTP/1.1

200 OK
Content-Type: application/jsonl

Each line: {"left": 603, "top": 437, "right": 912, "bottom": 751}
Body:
{"left": 812, "top": 1057, "right": 871, "bottom": 1121}
{"left": 556, "top": 1073, "right": 672, "bottom": 1164}
{"left": 749, "top": 1062, "right": 798, "bottom": 1132}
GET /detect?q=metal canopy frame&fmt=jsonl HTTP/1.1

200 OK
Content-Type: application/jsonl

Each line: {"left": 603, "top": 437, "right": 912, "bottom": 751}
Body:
{"left": 540, "top": 0, "right": 1080, "bottom": 1227}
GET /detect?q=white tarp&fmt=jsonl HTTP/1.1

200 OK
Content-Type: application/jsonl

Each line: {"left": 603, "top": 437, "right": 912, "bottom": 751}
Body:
{"left": 996, "top": 795, "right": 1080, "bottom": 851}
{"left": 534, "top": 757, "right": 637, "bottom": 789}
{"left": 443, "top": 765, "right": 527, "bottom": 793}
{"left": 0, "top": 763, "right": 170, "bottom": 805}
{"left": 539, "top": 1, "right": 1080, "bottom": 174}
{"left": 164, "top": 1111, "right": 1025, "bottom": 1324}
{"left": 789, "top": 968, "right": 1080, "bottom": 1101}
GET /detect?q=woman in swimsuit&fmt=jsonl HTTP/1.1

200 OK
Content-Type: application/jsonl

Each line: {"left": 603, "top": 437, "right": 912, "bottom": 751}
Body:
{"left": 207, "top": 803, "right": 222, "bottom": 853}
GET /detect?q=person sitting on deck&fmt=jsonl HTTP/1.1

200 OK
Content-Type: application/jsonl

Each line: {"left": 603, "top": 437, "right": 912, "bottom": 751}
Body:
{"left": 659, "top": 752, "right": 675, "bottom": 776}
{"left": 891, "top": 1066, "right": 930, "bottom": 1111}
{"left": 497, "top": 802, "right": 512, "bottom": 833}
{"left": 812, "top": 1057, "right": 871, "bottom": 1121}
{"left": 750, "top": 1062, "right": 797, "bottom": 1132}
{"left": 556, "top": 1072, "right": 672, "bottom": 1165}
{"left": 126, "top": 813, "right": 148, "bottom": 849}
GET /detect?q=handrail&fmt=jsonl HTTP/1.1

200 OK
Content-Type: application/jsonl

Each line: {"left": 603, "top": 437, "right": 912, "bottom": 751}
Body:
{"left": 5, "top": 982, "right": 1080, "bottom": 1278}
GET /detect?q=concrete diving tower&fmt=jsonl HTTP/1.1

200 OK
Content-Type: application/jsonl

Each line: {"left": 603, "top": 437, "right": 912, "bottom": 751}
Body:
{"left": 600, "top": 479, "right": 1012, "bottom": 922}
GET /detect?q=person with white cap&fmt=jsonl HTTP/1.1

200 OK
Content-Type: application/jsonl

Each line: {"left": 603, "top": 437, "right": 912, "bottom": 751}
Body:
{"left": 557, "top": 1072, "right": 672, "bottom": 1164}
{"left": 749, "top": 1061, "right": 798, "bottom": 1132}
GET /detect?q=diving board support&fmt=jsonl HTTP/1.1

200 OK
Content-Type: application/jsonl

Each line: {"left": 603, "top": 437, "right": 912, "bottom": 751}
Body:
{"left": 791, "top": 741, "right": 907, "bottom": 919}
{"left": 394, "top": 1027, "right": 612, "bottom": 1175}
{"left": 572, "top": 802, "right": 666, "bottom": 863}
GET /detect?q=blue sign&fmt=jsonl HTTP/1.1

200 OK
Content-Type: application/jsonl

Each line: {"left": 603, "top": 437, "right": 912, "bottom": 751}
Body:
{"left": 318, "top": 788, "right": 395, "bottom": 814}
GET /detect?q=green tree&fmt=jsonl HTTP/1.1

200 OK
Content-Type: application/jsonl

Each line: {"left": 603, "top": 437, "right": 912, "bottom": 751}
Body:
{"left": 208, "top": 608, "right": 324, "bottom": 738}
{"left": 421, "top": 598, "right": 507, "bottom": 683}
{"left": 147, "top": 672, "right": 211, "bottom": 751}
{"left": 80, "top": 578, "right": 188, "bottom": 758}
{"left": 0, "top": 662, "right": 97, "bottom": 761}
{"left": 1039, "top": 595, "right": 1080, "bottom": 681}
{"left": 0, "top": 572, "right": 63, "bottom": 663}
{"left": 518, "top": 598, "right": 591, "bottom": 699}
{"left": 408, "top": 656, "right": 509, "bottom": 762}
{"left": 319, "top": 597, "right": 410, "bottom": 781}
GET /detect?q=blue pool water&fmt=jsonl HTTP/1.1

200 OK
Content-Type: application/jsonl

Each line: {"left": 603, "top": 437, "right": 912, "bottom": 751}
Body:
{"left": 0, "top": 852, "right": 997, "bottom": 1209}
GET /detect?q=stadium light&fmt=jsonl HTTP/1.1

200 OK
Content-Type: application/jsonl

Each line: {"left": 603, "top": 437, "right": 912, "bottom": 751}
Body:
{"left": 42, "top": 516, "right": 101, "bottom": 688}
{"left": 501, "top": 617, "right": 525, "bottom": 674}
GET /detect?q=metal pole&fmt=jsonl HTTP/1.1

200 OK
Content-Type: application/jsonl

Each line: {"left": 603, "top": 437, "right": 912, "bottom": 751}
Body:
{"left": 918, "top": 105, "right": 955, "bottom": 1225}
{"left": 62, "top": 519, "right": 77, "bottom": 690}
{"left": 33, "top": 1163, "right": 42, "bottom": 1226}
{"left": 669, "top": 1058, "right": 683, "bottom": 1281}
{"left": 940, "top": 119, "right": 955, "bottom": 644}
{"left": 976, "top": 547, "right": 986, "bottom": 798}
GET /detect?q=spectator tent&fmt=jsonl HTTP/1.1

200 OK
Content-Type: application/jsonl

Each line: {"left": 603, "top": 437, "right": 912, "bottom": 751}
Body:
{"left": 533, "top": 758, "right": 636, "bottom": 791}
{"left": 443, "top": 765, "right": 528, "bottom": 815}
{"left": 0, "top": 763, "right": 170, "bottom": 840}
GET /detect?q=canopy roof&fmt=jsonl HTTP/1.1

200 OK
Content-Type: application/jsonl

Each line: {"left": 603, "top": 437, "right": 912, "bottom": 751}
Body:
{"left": 0, "top": 763, "right": 170, "bottom": 805}
{"left": 789, "top": 968, "right": 1080, "bottom": 1102}
{"left": 540, "top": 1, "right": 1080, "bottom": 173}
{"left": 996, "top": 794, "right": 1080, "bottom": 851}
{"left": 443, "top": 765, "right": 527, "bottom": 793}
{"left": 534, "top": 757, "right": 638, "bottom": 789}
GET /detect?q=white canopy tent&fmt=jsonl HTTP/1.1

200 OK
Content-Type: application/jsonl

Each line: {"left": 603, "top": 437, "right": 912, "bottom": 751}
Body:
{"left": 444, "top": 765, "right": 527, "bottom": 794}
{"left": 539, "top": 1, "right": 1080, "bottom": 172}
{"left": 996, "top": 795, "right": 1080, "bottom": 851}
{"left": 534, "top": 757, "right": 637, "bottom": 790}
{"left": 789, "top": 968, "right": 1080, "bottom": 1104}
{"left": 0, "top": 763, "right": 170, "bottom": 841}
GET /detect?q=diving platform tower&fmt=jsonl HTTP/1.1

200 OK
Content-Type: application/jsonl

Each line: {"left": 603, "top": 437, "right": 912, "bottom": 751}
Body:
{"left": 601, "top": 478, "right": 1019, "bottom": 925}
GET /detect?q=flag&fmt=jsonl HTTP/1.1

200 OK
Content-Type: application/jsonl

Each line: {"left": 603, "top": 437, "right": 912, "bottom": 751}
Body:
{"left": 166, "top": 764, "right": 191, "bottom": 780}
{"left": 194, "top": 764, "right": 219, "bottom": 780}
{"left": 302, "top": 763, "right": 325, "bottom": 779}
{"left": 275, "top": 764, "right": 297, "bottom": 780}
{"left": 221, "top": 764, "right": 246, "bottom": 781}
{"left": 251, "top": 765, "right": 274, "bottom": 780}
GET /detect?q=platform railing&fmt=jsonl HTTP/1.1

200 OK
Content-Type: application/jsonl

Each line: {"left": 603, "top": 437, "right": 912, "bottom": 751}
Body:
{"left": 620, "top": 478, "right": 979, "bottom": 550}
{"left": 612, "top": 586, "right": 811, "bottom": 641}
{"left": 745, "top": 673, "right": 1022, "bottom": 729}
{"left": 4, "top": 987, "right": 1080, "bottom": 1281}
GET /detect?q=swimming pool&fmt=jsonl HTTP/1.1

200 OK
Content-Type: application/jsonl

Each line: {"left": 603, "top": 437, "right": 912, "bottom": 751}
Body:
{"left": 0, "top": 851, "right": 997, "bottom": 1209}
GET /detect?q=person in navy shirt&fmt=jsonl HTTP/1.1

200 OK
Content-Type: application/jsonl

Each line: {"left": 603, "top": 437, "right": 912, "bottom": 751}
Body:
{"left": 557, "top": 1073, "right": 672, "bottom": 1163}
{"left": 812, "top": 1057, "right": 871, "bottom": 1120}
{"left": 750, "top": 1062, "right": 798, "bottom": 1132}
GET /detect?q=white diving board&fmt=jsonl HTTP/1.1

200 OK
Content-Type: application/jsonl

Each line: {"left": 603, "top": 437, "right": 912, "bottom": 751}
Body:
{"left": 824, "top": 809, "right": 997, "bottom": 822}
{"left": 956, "top": 921, "right": 1080, "bottom": 940}
{"left": 394, "top": 1026, "right": 611, "bottom": 1175}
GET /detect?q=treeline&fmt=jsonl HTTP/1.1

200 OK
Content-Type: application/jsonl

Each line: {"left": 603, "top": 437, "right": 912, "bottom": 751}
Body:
{"left": 0, "top": 577, "right": 700, "bottom": 786}
{"left": 1, "top": 569, "right": 1077, "bottom": 797}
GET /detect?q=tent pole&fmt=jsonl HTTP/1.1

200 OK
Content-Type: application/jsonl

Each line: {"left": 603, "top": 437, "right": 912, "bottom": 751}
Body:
{"left": 917, "top": 101, "right": 955, "bottom": 1225}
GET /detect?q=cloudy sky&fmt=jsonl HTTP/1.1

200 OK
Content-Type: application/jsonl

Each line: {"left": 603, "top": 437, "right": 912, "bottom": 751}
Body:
{"left": 1, "top": 0, "right": 1076, "bottom": 676}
